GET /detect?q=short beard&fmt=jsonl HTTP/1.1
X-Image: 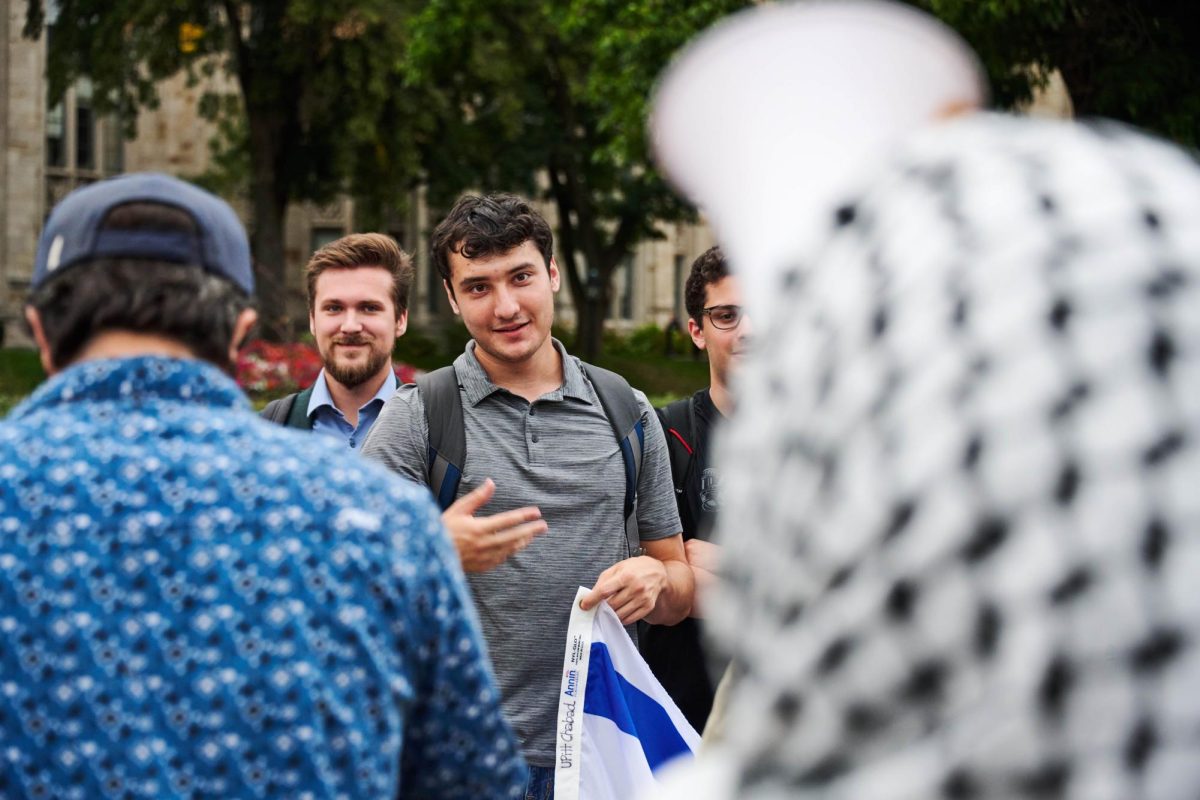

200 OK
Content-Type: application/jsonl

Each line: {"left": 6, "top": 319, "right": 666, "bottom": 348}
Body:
{"left": 324, "top": 345, "right": 391, "bottom": 389}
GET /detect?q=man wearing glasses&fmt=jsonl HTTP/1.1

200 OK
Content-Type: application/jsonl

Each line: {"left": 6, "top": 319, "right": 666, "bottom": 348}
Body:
{"left": 642, "top": 245, "right": 750, "bottom": 732}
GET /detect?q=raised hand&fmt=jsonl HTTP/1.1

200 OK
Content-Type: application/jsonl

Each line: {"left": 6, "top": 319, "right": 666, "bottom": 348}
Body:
{"left": 441, "top": 478, "right": 548, "bottom": 572}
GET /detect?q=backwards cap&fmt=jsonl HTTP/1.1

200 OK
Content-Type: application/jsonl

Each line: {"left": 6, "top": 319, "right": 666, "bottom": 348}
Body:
{"left": 32, "top": 172, "right": 253, "bottom": 294}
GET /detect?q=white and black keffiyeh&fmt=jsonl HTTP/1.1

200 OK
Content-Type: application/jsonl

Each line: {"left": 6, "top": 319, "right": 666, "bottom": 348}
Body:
{"left": 689, "top": 115, "right": 1200, "bottom": 800}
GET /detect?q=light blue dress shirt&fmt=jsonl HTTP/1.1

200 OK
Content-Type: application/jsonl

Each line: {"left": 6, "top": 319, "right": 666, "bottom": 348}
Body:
{"left": 307, "top": 368, "right": 398, "bottom": 450}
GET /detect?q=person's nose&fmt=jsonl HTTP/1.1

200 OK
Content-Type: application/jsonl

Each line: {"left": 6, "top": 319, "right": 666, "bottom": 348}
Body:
{"left": 340, "top": 310, "right": 364, "bottom": 333}
{"left": 729, "top": 316, "right": 752, "bottom": 352}
{"left": 494, "top": 286, "right": 520, "bottom": 320}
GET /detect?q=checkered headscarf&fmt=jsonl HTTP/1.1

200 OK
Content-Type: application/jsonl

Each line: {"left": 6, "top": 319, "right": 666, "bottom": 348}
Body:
{"left": 699, "top": 114, "right": 1200, "bottom": 800}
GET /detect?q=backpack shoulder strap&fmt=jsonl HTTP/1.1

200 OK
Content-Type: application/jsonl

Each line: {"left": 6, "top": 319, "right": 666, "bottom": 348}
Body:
{"left": 261, "top": 387, "right": 315, "bottom": 430}
{"left": 259, "top": 393, "right": 296, "bottom": 425}
{"left": 416, "top": 366, "right": 465, "bottom": 510}
{"left": 284, "top": 385, "right": 316, "bottom": 429}
{"left": 581, "top": 362, "right": 645, "bottom": 558}
{"left": 656, "top": 395, "right": 696, "bottom": 497}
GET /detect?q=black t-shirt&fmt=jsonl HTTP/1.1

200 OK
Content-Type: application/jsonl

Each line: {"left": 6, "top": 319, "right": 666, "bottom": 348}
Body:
{"left": 641, "top": 388, "right": 724, "bottom": 732}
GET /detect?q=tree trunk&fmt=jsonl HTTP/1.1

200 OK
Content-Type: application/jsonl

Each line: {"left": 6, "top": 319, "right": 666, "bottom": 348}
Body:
{"left": 247, "top": 112, "right": 289, "bottom": 341}
{"left": 223, "top": 0, "right": 292, "bottom": 341}
{"left": 576, "top": 287, "right": 608, "bottom": 363}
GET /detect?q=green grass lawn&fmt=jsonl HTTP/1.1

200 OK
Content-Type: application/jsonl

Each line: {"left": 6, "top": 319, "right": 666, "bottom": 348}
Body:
{"left": 592, "top": 352, "right": 708, "bottom": 407}
{"left": 1, "top": 342, "right": 708, "bottom": 416}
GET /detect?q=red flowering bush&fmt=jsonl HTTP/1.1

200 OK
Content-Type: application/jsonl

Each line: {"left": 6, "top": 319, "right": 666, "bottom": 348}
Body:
{"left": 237, "top": 340, "right": 323, "bottom": 394}
{"left": 237, "top": 340, "right": 422, "bottom": 397}
{"left": 394, "top": 362, "right": 422, "bottom": 385}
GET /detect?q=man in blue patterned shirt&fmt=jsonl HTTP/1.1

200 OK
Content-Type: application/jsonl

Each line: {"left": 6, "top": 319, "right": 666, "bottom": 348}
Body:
{"left": 1, "top": 173, "right": 525, "bottom": 799}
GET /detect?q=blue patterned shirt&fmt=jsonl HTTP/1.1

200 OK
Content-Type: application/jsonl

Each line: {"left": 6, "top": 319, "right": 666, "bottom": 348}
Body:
{"left": 0, "top": 356, "right": 525, "bottom": 799}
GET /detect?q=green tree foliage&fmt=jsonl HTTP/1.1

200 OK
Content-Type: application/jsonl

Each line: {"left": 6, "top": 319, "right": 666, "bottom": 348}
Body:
{"left": 910, "top": 0, "right": 1200, "bottom": 147}
{"left": 25, "top": 0, "right": 428, "bottom": 337}
{"left": 404, "top": 0, "right": 749, "bottom": 359}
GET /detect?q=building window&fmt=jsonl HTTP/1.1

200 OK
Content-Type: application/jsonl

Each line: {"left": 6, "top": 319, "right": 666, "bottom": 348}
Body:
{"left": 611, "top": 256, "right": 635, "bottom": 320}
{"left": 75, "top": 79, "right": 95, "bottom": 171}
{"left": 673, "top": 253, "right": 685, "bottom": 322}
{"left": 309, "top": 226, "right": 344, "bottom": 254}
{"left": 46, "top": 103, "right": 66, "bottom": 168}
{"left": 102, "top": 116, "right": 124, "bottom": 173}
{"left": 426, "top": 255, "right": 442, "bottom": 314}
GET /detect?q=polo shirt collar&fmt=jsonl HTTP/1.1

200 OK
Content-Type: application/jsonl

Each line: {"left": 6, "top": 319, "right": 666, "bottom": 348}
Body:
{"left": 455, "top": 338, "right": 591, "bottom": 406}
{"left": 306, "top": 367, "right": 398, "bottom": 418}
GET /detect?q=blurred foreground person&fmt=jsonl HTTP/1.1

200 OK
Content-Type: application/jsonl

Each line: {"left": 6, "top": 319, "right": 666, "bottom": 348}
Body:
{"left": 660, "top": 115, "right": 1200, "bottom": 799}
{"left": 2, "top": 173, "right": 524, "bottom": 798}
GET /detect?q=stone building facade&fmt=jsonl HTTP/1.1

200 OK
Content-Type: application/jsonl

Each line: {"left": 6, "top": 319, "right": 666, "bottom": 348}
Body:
{"left": 1, "top": 0, "right": 45, "bottom": 346}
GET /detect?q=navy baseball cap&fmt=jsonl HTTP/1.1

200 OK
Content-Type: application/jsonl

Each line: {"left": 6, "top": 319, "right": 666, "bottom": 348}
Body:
{"left": 32, "top": 172, "right": 254, "bottom": 294}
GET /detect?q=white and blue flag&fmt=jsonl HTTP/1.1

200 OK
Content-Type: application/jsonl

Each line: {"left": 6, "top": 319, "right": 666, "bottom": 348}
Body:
{"left": 555, "top": 586, "right": 702, "bottom": 800}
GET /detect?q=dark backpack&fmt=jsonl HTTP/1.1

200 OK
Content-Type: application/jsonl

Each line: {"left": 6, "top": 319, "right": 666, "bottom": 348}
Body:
{"left": 656, "top": 393, "right": 702, "bottom": 539}
{"left": 259, "top": 385, "right": 317, "bottom": 430}
{"left": 417, "top": 363, "right": 646, "bottom": 558}
{"left": 656, "top": 394, "right": 698, "bottom": 499}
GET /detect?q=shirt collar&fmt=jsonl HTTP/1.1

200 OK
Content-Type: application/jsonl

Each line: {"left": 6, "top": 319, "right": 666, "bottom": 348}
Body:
{"left": 307, "top": 368, "right": 398, "bottom": 418}
{"left": 10, "top": 355, "right": 249, "bottom": 419}
{"left": 454, "top": 338, "right": 592, "bottom": 406}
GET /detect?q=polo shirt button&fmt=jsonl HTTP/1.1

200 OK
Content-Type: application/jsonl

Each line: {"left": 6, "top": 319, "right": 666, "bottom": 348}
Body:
{"left": 531, "top": 434, "right": 539, "bottom": 443}
{"left": 530, "top": 407, "right": 537, "bottom": 416}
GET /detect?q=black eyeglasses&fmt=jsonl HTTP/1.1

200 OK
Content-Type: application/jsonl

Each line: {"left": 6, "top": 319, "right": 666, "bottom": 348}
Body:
{"left": 701, "top": 304, "right": 744, "bottom": 330}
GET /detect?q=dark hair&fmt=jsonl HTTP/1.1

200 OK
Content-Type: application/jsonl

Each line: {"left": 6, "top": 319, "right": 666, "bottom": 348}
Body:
{"left": 305, "top": 233, "right": 414, "bottom": 316}
{"left": 684, "top": 246, "right": 730, "bottom": 325}
{"left": 25, "top": 202, "right": 251, "bottom": 368}
{"left": 430, "top": 193, "right": 553, "bottom": 293}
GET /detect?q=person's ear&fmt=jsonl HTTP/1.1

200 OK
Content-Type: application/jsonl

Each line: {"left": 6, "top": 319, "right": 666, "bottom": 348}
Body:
{"left": 549, "top": 258, "right": 561, "bottom": 292}
{"left": 395, "top": 308, "right": 409, "bottom": 338}
{"left": 228, "top": 308, "right": 258, "bottom": 364}
{"left": 24, "top": 306, "right": 57, "bottom": 375}
{"left": 688, "top": 317, "right": 707, "bottom": 351}
{"left": 444, "top": 281, "right": 461, "bottom": 316}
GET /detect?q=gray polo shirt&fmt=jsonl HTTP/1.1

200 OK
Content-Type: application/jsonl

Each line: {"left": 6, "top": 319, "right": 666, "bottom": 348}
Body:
{"left": 362, "top": 339, "right": 681, "bottom": 766}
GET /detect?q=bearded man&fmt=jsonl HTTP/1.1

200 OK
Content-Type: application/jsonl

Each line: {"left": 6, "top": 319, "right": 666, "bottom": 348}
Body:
{"left": 261, "top": 233, "right": 412, "bottom": 449}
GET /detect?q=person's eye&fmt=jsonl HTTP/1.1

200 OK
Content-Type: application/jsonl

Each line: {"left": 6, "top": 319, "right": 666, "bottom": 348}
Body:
{"left": 716, "top": 310, "right": 738, "bottom": 325}
{"left": 324, "top": 304, "right": 342, "bottom": 313}
{"left": 513, "top": 272, "right": 532, "bottom": 284}
{"left": 467, "top": 283, "right": 488, "bottom": 295}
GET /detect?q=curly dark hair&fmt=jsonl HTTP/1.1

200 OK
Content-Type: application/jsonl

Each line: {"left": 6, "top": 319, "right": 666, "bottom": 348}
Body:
{"left": 683, "top": 246, "right": 730, "bottom": 326}
{"left": 430, "top": 193, "right": 554, "bottom": 294}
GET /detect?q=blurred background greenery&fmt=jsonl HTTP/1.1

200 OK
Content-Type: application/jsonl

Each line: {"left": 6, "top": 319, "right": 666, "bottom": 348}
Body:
{"left": 6, "top": 0, "right": 1197, "bottom": 413}
{"left": 18, "top": 0, "right": 1199, "bottom": 356}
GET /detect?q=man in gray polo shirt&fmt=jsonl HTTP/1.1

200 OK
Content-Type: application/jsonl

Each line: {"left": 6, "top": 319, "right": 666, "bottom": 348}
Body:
{"left": 363, "top": 193, "right": 691, "bottom": 796}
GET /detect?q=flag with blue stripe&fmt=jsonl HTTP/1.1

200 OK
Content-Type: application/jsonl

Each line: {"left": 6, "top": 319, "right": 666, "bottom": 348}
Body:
{"left": 556, "top": 587, "right": 702, "bottom": 799}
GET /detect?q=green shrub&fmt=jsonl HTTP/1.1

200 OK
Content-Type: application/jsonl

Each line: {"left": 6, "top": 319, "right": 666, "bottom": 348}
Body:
{"left": 394, "top": 324, "right": 474, "bottom": 371}
{"left": 624, "top": 323, "right": 664, "bottom": 357}
{"left": 0, "top": 349, "right": 46, "bottom": 417}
